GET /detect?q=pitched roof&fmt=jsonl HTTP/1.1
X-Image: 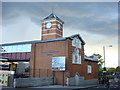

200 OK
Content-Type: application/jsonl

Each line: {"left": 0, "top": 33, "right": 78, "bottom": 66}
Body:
{"left": 43, "top": 13, "right": 64, "bottom": 24}
{"left": 1, "top": 34, "right": 85, "bottom": 46}
{"left": 67, "top": 34, "right": 85, "bottom": 45}
{"left": 32, "top": 34, "right": 85, "bottom": 45}
{"left": 84, "top": 55, "right": 98, "bottom": 62}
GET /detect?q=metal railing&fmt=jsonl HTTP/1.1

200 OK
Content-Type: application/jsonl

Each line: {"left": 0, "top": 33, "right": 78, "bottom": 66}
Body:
{"left": 14, "top": 68, "right": 53, "bottom": 78}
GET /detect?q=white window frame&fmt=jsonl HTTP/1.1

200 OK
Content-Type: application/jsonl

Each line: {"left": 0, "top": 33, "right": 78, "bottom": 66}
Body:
{"left": 88, "top": 64, "right": 92, "bottom": 74}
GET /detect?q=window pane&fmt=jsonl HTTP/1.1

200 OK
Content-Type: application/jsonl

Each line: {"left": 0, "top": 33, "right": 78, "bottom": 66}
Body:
{"left": 22, "top": 44, "right": 26, "bottom": 52}
{"left": 24, "top": 44, "right": 31, "bottom": 52}
{"left": 17, "top": 45, "right": 23, "bottom": 52}
{"left": 27, "top": 44, "right": 31, "bottom": 52}
{"left": 12, "top": 45, "right": 17, "bottom": 52}
{"left": 4, "top": 46, "right": 8, "bottom": 52}
{"left": 2, "top": 44, "right": 31, "bottom": 53}
{"left": 88, "top": 65, "right": 92, "bottom": 74}
{"left": 9, "top": 46, "right": 13, "bottom": 52}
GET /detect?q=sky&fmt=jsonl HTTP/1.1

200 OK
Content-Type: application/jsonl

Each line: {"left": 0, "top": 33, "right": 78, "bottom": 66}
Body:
{"left": 1, "top": 2, "right": 119, "bottom": 67}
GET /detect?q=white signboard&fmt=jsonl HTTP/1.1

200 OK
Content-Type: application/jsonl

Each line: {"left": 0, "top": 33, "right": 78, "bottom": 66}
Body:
{"left": 52, "top": 56, "right": 66, "bottom": 71}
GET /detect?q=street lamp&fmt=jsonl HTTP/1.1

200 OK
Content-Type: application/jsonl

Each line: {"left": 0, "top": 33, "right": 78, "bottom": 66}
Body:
{"left": 103, "top": 45, "right": 112, "bottom": 68}
{"left": 103, "top": 46, "right": 105, "bottom": 68}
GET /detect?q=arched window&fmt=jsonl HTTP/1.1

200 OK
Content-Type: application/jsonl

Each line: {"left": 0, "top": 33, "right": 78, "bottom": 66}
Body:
{"left": 72, "top": 48, "right": 81, "bottom": 64}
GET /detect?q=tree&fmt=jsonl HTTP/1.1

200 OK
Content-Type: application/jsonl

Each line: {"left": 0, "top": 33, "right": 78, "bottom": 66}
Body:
{"left": 103, "top": 67, "right": 107, "bottom": 71}
{"left": 93, "top": 54, "right": 104, "bottom": 67}
{"left": 98, "top": 68, "right": 103, "bottom": 73}
{"left": 116, "top": 66, "right": 120, "bottom": 72}
{"left": 108, "top": 68, "right": 116, "bottom": 74}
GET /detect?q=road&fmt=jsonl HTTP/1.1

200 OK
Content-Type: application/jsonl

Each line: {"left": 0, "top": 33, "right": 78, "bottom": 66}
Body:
{"left": 1, "top": 80, "right": 120, "bottom": 90}
{"left": 88, "top": 80, "right": 120, "bottom": 90}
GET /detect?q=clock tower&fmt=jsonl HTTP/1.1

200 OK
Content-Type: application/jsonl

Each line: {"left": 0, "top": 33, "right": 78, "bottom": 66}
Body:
{"left": 41, "top": 13, "right": 64, "bottom": 40}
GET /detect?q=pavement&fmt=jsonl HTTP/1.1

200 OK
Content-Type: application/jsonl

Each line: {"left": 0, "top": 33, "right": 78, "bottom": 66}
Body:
{"left": 93, "top": 79, "right": 120, "bottom": 89}
{"left": 1, "top": 84, "right": 100, "bottom": 90}
{"left": 28, "top": 84, "right": 99, "bottom": 89}
{"left": 1, "top": 79, "right": 120, "bottom": 90}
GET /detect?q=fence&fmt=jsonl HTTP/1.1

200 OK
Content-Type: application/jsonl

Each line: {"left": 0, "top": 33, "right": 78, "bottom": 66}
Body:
{"left": 14, "top": 68, "right": 53, "bottom": 78}
{"left": 30, "top": 69, "right": 53, "bottom": 77}
{"left": 14, "top": 68, "right": 67, "bottom": 86}
{"left": 14, "top": 77, "right": 54, "bottom": 88}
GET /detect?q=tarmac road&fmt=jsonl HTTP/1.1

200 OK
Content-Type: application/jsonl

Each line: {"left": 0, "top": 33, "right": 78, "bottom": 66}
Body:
{"left": 1, "top": 80, "right": 120, "bottom": 90}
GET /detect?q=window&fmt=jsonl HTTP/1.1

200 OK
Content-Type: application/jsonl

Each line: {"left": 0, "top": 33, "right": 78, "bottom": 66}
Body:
{"left": 4, "top": 46, "right": 9, "bottom": 52}
{"left": 72, "top": 48, "right": 81, "bottom": 64}
{"left": 1, "top": 44, "right": 31, "bottom": 53}
{"left": 23, "top": 44, "right": 31, "bottom": 52}
{"left": 12, "top": 45, "right": 17, "bottom": 52}
{"left": 17, "top": 45, "right": 23, "bottom": 52}
{"left": 8, "top": 46, "right": 13, "bottom": 52}
{"left": 88, "top": 64, "right": 92, "bottom": 74}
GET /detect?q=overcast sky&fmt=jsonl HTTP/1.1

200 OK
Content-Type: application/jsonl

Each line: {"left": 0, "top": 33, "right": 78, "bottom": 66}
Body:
{"left": 1, "top": 2, "right": 118, "bottom": 67}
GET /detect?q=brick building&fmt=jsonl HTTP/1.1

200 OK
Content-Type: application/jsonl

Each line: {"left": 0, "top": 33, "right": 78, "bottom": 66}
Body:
{"left": 30, "top": 13, "right": 98, "bottom": 85}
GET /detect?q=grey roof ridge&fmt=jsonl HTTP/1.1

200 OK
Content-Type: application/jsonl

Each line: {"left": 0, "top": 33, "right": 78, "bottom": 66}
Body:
{"left": 84, "top": 55, "right": 98, "bottom": 62}
{"left": 1, "top": 34, "right": 85, "bottom": 46}
{"left": 67, "top": 33, "right": 86, "bottom": 44}
{"left": 32, "top": 34, "right": 85, "bottom": 44}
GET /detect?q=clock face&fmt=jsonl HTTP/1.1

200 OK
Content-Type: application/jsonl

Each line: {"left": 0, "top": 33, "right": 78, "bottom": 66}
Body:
{"left": 58, "top": 24, "right": 61, "bottom": 29}
{"left": 46, "top": 22, "right": 52, "bottom": 28}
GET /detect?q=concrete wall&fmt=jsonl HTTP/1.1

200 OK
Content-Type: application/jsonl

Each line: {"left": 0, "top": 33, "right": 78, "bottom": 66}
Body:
{"left": 14, "top": 77, "right": 54, "bottom": 88}
{"left": 67, "top": 74, "right": 98, "bottom": 86}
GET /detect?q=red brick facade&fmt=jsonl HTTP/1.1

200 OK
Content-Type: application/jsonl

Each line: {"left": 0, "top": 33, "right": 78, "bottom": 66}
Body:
{"left": 30, "top": 39, "right": 98, "bottom": 84}
{"left": 41, "top": 13, "right": 64, "bottom": 40}
{"left": 30, "top": 13, "right": 98, "bottom": 84}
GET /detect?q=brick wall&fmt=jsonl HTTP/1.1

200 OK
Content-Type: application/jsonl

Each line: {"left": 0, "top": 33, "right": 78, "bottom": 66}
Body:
{"left": 41, "top": 20, "right": 63, "bottom": 40}
{"left": 41, "top": 34, "right": 61, "bottom": 40}
{"left": 67, "top": 39, "right": 98, "bottom": 80}
{"left": 30, "top": 40, "right": 68, "bottom": 84}
{"left": 30, "top": 39, "right": 98, "bottom": 85}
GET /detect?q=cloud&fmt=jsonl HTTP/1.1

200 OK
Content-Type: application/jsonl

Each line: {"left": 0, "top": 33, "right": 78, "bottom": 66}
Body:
{"left": 2, "top": 15, "right": 41, "bottom": 43}
{"left": 2, "top": 2, "right": 118, "bottom": 41}
{"left": 0, "top": 2, "right": 2, "bottom": 25}
{"left": 1, "top": 2, "right": 118, "bottom": 67}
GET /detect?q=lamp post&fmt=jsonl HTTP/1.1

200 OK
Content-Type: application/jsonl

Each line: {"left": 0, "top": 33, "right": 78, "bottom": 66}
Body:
{"left": 103, "top": 45, "right": 112, "bottom": 68}
{"left": 103, "top": 46, "right": 105, "bottom": 68}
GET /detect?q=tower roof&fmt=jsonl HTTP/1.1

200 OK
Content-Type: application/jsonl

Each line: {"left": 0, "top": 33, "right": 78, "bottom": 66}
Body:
{"left": 43, "top": 13, "right": 64, "bottom": 24}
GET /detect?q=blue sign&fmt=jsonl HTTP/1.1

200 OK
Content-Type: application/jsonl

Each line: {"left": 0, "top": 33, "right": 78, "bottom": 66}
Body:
{"left": 41, "top": 51, "right": 59, "bottom": 54}
{"left": 47, "top": 54, "right": 53, "bottom": 56}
